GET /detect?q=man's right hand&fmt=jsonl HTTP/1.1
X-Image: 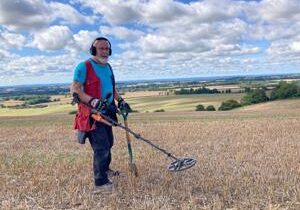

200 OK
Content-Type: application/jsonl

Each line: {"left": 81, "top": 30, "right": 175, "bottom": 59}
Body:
{"left": 88, "top": 98, "right": 104, "bottom": 110}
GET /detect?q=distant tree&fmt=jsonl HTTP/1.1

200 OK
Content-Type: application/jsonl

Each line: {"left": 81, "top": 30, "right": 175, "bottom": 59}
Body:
{"left": 128, "top": 109, "right": 138, "bottom": 113}
{"left": 195, "top": 104, "right": 205, "bottom": 111}
{"left": 218, "top": 99, "right": 241, "bottom": 111}
{"left": 69, "top": 110, "right": 77, "bottom": 115}
{"left": 244, "top": 87, "right": 251, "bottom": 93}
{"left": 32, "top": 104, "right": 48, "bottom": 108}
{"left": 10, "top": 104, "right": 27, "bottom": 109}
{"left": 212, "top": 88, "right": 219, "bottom": 93}
{"left": 225, "top": 89, "right": 231, "bottom": 93}
{"left": 270, "top": 81, "right": 299, "bottom": 100}
{"left": 206, "top": 105, "right": 216, "bottom": 111}
{"left": 25, "top": 97, "right": 51, "bottom": 105}
{"left": 241, "top": 89, "right": 269, "bottom": 105}
{"left": 175, "top": 87, "right": 220, "bottom": 95}
{"left": 154, "top": 109, "right": 165, "bottom": 112}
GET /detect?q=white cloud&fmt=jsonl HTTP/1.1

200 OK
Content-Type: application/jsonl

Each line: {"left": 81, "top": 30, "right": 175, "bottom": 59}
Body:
{"left": 190, "top": 0, "right": 241, "bottom": 23}
{"left": 257, "top": 0, "right": 300, "bottom": 22}
{"left": 0, "top": 31, "right": 26, "bottom": 49}
{"left": 0, "top": 0, "right": 95, "bottom": 31}
{"left": 141, "top": 0, "right": 190, "bottom": 24}
{"left": 32, "top": 25, "right": 73, "bottom": 51}
{"left": 290, "top": 41, "right": 300, "bottom": 52}
{"left": 72, "top": 30, "right": 99, "bottom": 52}
{"left": 77, "top": 0, "right": 141, "bottom": 25}
{"left": 0, "top": 53, "right": 78, "bottom": 78}
{"left": 79, "top": 0, "right": 251, "bottom": 57}
{"left": 252, "top": 23, "right": 300, "bottom": 41}
{"left": 1, "top": 0, "right": 300, "bottom": 85}
{"left": 211, "top": 44, "right": 260, "bottom": 56}
{"left": 79, "top": 0, "right": 240, "bottom": 26}
{"left": 0, "top": 48, "right": 11, "bottom": 60}
{"left": 0, "top": 0, "right": 51, "bottom": 31}
{"left": 265, "top": 40, "right": 300, "bottom": 70}
{"left": 49, "top": 2, "right": 95, "bottom": 25}
{"left": 100, "top": 26, "right": 145, "bottom": 41}
{"left": 138, "top": 34, "right": 205, "bottom": 53}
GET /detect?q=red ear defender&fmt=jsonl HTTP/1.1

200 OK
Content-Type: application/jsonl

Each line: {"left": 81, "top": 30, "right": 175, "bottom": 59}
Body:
{"left": 90, "top": 37, "right": 112, "bottom": 56}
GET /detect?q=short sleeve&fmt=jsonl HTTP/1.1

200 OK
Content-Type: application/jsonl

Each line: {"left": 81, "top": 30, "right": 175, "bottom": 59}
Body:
{"left": 73, "top": 62, "right": 86, "bottom": 84}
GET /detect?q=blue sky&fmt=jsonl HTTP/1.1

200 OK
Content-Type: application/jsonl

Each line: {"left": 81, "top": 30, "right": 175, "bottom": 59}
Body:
{"left": 0, "top": 0, "right": 300, "bottom": 86}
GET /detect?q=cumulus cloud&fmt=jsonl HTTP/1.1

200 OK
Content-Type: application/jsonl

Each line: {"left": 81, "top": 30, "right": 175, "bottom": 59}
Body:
{"left": 290, "top": 41, "right": 300, "bottom": 52}
{"left": 1, "top": 0, "right": 300, "bottom": 85}
{"left": 267, "top": 40, "right": 300, "bottom": 57}
{"left": 100, "top": 26, "right": 145, "bottom": 41}
{"left": 0, "top": 0, "right": 51, "bottom": 31}
{"left": 32, "top": 25, "right": 73, "bottom": 51}
{"left": 77, "top": 0, "right": 141, "bottom": 25}
{"left": 0, "top": 31, "right": 26, "bottom": 49}
{"left": 256, "top": 0, "right": 300, "bottom": 22}
{"left": 0, "top": 48, "right": 11, "bottom": 60}
{"left": 49, "top": 2, "right": 95, "bottom": 25}
{"left": 0, "top": 53, "right": 78, "bottom": 78}
{"left": 0, "top": 0, "right": 95, "bottom": 31}
{"left": 72, "top": 30, "right": 99, "bottom": 52}
{"left": 189, "top": 0, "right": 241, "bottom": 24}
{"left": 138, "top": 34, "right": 203, "bottom": 53}
{"left": 141, "top": 0, "right": 190, "bottom": 24}
{"left": 79, "top": 0, "right": 251, "bottom": 57}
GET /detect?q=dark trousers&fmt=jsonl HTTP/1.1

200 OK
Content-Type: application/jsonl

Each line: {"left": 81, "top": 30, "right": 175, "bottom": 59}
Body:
{"left": 87, "top": 122, "right": 114, "bottom": 186}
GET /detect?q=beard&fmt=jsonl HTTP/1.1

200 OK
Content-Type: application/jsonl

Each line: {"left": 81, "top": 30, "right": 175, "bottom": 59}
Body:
{"left": 98, "top": 57, "right": 108, "bottom": 64}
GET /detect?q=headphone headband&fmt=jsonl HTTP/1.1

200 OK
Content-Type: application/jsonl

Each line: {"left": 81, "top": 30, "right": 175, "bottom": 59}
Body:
{"left": 90, "top": 37, "right": 112, "bottom": 56}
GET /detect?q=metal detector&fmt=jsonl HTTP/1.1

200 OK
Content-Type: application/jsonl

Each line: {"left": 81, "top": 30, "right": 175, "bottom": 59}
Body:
{"left": 72, "top": 93, "right": 197, "bottom": 172}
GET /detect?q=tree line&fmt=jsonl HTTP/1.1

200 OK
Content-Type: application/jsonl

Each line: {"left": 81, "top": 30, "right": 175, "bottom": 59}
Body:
{"left": 196, "top": 81, "right": 300, "bottom": 111}
{"left": 0, "top": 95, "right": 60, "bottom": 109}
{"left": 218, "top": 81, "right": 300, "bottom": 111}
{"left": 175, "top": 87, "right": 220, "bottom": 95}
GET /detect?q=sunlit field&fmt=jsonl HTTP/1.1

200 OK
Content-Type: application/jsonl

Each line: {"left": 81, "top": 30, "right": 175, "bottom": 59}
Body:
{"left": 0, "top": 93, "right": 244, "bottom": 116}
{"left": 1, "top": 99, "right": 300, "bottom": 209}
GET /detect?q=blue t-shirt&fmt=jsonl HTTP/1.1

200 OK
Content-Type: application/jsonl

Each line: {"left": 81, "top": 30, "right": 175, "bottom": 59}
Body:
{"left": 73, "top": 59, "right": 114, "bottom": 103}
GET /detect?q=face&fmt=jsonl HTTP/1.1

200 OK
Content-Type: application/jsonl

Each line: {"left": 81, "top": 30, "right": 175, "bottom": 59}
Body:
{"left": 94, "top": 39, "right": 110, "bottom": 58}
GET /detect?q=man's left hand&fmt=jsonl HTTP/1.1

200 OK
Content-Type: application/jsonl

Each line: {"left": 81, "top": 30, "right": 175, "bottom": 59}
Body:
{"left": 118, "top": 98, "right": 131, "bottom": 112}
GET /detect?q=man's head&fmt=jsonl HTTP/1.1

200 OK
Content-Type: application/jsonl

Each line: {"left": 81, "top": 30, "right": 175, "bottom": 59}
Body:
{"left": 90, "top": 37, "right": 112, "bottom": 64}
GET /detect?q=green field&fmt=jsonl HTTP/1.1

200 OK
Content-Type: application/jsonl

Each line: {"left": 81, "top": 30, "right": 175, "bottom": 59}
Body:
{"left": 0, "top": 93, "right": 244, "bottom": 116}
{"left": 127, "top": 93, "right": 244, "bottom": 112}
{"left": 0, "top": 104, "right": 74, "bottom": 117}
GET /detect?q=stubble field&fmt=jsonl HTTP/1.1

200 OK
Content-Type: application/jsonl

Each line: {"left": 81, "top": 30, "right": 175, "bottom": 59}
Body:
{"left": 1, "top": 99, "right": 300, "bottom": 209}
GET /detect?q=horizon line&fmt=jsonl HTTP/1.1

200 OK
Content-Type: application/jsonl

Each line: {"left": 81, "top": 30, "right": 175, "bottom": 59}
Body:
{"left": 1, "top": 72, "right": 300, "bottom": 88}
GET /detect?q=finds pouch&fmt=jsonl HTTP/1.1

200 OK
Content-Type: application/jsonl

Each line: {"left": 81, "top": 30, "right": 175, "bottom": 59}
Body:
{"left": 77, "top": 130, "right": 88, "bottom": 144}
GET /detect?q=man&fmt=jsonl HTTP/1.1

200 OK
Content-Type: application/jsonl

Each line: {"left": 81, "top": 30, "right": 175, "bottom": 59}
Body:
{"left": 70, "top": 37, "right": 130, "bottom": 194}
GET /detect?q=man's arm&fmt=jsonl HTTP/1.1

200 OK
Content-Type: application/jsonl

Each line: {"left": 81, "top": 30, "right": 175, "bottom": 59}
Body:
{"left": 114, "top": 88, "right": 122, "bottom": 102}
{"left": 70, "top": 81, "right": 92, "bottom": 104}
